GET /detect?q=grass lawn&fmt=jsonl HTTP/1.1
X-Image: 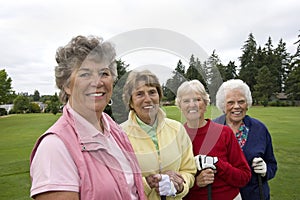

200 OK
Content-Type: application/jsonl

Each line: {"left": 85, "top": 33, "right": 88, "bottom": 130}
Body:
{"left": 0, "top": 114, "right": 60, "bottom": 200}
{"left": 0, "top": 106, "right": 299, "bottom": 199}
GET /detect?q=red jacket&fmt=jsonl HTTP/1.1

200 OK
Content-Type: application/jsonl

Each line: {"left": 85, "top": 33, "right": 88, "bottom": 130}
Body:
{"left": 183, "top": 120, "right": 251, "bottom": 200}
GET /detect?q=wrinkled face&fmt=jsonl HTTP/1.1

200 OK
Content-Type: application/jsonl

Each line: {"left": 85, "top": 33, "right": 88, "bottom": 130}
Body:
{"left": 130, "top": 82, "right": 160, "bottom": 125}
{"left": 65, "top": 60, "right": 113, "bottom": 119}
{"left": 179, "top": 92, "right": 206, "bottom": 122}
{"left": 224, "top": 89, "right": 248, "bottom": 124}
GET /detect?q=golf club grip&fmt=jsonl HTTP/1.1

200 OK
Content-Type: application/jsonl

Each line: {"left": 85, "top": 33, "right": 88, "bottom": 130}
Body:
{"left": 258, "top": 174, "right": 264, "bottom": 200}
{"left": 160, "top": 195, "right": 166, "bottom": 200}
{"left": 207, "top": 184, "right": 212, "bottom": 200}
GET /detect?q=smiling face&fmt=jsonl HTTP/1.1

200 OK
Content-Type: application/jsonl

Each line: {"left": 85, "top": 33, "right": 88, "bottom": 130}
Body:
{"left": 224, "top": 89, "right": 248, "bottom": 124}
{"left": 179, "top": 92, "right": 207, "bottom": 124}
{"left": 130, "top": 82, "right": 160, "bottom": 125}
{"left": 65, "top": 60, "right": 113, "bottom": 120}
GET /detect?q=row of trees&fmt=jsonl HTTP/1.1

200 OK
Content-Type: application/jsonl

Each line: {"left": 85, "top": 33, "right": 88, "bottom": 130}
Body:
{"left": 163, "top": 32, "right": 300, "bottom": 105}
{"left": 1, "top": 32, "right": 299, "bottom": 116}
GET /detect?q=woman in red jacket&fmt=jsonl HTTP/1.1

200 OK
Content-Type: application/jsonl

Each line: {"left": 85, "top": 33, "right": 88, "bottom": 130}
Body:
{"left": 176, "top": 80, "right": 251, "bottom": 200}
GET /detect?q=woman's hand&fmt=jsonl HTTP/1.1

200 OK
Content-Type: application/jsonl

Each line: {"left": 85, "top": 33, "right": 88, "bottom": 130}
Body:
{"left": 196, "top": 168, "right": 215, "bottom": 187}
{"left": 146, "top": 174, "right": 160, "bottom": 189}
{"left": 163, "top": 170, "right": 185, "bottom": 193}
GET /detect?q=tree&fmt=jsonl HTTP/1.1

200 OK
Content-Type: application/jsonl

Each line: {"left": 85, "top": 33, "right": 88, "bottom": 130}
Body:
{"left": 46, "top": 93, "right": 60, "bottom": 115}
{"left": 239, "top": 33, "right": 258, "bottom": 91}
{"left": 33, "top": 90, "right": 40, "bottom": 101}
{"left": 253, "top": 66, "right": 275, "bottom": 106}
{"left": 185, "top": 55, "right": 207, "bottom": 87}
{"left": 29, "top": 102, "right": 41, "bottom": 113}
{"left": 164, "top": 60, "right": 186, "bottom": 101}
{"left": 204, "top": 50, "right": 223, "bottom": 105}
{"left": 261, "top": 37, "right": 281, "bottom": 93}
{"left": 287, "top": 31, "right": 300, "bottom": 99}
{"left": 0, "top": 69, "right": 13, "bottom": 104}
{"left": 285, "top": 65, "right": 300, "bottom": 100}
{"left": 109, "top": 59, "right": 130, "bottom": 123}
{"left": 218, "top": 61, "right": 237, "bottom": 81}
{"left": 274, "top": 39, "right": 291, "bottom": 92}
{"left": 13, "top": 95, "right": 30, "bottom": 113}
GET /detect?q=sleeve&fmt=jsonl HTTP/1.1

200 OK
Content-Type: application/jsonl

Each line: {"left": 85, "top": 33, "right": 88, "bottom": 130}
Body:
{"left": 176, "top": 125, "right": 197, "bottom": 198}
{"left": 263, "top": 129, "right": 277, "bottom": 181}
{"left": 142, "top": 177, "right": 152, "bottom": 196}
{"left": 30, "top": 134, "right": 80, "bottom": 197}
{"left": 216, "top": 127, "right": 252, "bottom": 188}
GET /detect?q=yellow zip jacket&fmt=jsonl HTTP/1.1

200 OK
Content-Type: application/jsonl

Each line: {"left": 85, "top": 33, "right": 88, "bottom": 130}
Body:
{"left": 121, "top": 108, "right": 196, "bottom": 200}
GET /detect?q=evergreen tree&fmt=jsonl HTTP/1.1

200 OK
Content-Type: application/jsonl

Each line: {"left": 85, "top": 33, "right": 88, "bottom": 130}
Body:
{"left": 288, "top": 31, "right": 300, "bottom": 83}
{"left": 164, "top": 60, "right": 186, "bottom": 101}
{"left": 274, "top": 39, "right": 291, "bottom": 92}
{"left": 33, "top": 90, "right": 40, "bottom": 101}
{"left": 185, "top": 55, "right": 206, "bottom": 87}
{"left": 204, "top": 50, "right": 223, "bottom": 105}
{"left": 262, "top": 37, "right": 280, "bottom": 93}
{"left": 0, "top": 69, "right": 13, "bottom": 104}
{"left": 254, "top": 66, "right": 275, "bottom": 106}
{"left": 239, "top": 33, "right": 258, "bottom": 91}
{"left": 218, "top": 61, "right": 237, "bottom": 81}
{"left": 254, "top": 46, "right": 265, "bottom": 69}
{"left": 110, "top": 59, "right": 130, "bottom": 123}
{"left": 286, "top": 32, "right": 300, "bottom": 101}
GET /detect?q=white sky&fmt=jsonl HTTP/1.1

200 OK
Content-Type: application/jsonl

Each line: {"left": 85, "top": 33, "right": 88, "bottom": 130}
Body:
{"left": 1, "top": 0, "right": 299, "bottom": 95}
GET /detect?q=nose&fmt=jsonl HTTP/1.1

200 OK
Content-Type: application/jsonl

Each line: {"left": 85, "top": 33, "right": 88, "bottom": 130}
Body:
{"left": 144, "top": 93, "right": 151, "bottom": 102}
{"left": 233, "top": 101, "right": 241, "bottom": 108}
{"left": 187, "top": 99, "right": 197, "bottom": 106}
{"left": 91, "top": 74, "right": 104, "bottom": 87}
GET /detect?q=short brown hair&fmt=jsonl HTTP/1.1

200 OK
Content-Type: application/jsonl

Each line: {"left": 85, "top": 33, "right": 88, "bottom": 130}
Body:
{"left": 122, "top": 70, "right": 163, "bottom": 110}
{"left": 55, "top": 35, "right": 117, "bottom": 104}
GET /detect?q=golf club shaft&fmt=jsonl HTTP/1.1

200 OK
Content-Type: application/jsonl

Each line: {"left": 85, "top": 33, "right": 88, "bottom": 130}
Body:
{"left": 207, "top": 184, "right": 212, "bottom": 200}
{"left": 258, "top": 174, "right": 264, "bottom": 200}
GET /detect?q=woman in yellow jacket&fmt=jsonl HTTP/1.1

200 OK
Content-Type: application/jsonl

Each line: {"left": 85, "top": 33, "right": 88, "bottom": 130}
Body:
{"left": 121, "top": 69, "right": 196, "bottom": 200}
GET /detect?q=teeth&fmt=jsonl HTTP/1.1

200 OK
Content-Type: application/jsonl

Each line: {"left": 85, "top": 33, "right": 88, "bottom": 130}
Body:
{"left": 144, "top": 106, "right": 154, "bottom": 109}
{"left": 233, "top": 111, "right": 241, "bottom": 114}
{"left": 188, "top": 110, "right": 197, "bottom": 113}
{"left": 88, "top": 93, "right": 104, "bottom": 97}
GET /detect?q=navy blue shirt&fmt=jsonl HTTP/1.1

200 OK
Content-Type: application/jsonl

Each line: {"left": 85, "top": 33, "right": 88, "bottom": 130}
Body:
{"left": 214, "top": 115, "right": 277, "bottom": 200}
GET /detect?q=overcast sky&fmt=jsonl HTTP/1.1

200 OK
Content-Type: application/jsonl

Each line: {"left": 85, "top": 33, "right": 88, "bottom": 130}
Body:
{"left": 1, "top": 0, "right": 300, "bottom": 95}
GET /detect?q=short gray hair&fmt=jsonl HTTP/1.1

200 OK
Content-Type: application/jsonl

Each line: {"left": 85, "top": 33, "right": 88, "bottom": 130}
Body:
{"left": 175, "top": 80, "right": 210, "bottom": 107}
{"left": 55, "top": 35, "right": 117, "bottom": 104}
{"left": 215, "top": 79, "right": 252, "bottom": 112}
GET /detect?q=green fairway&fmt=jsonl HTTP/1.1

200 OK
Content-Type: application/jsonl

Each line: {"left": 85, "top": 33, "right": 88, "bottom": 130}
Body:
{"left": 0, "top": 114, "right": 60, "bottom": 200}
{"left": 0, "top": 107, "right": 299, "bottom": 199}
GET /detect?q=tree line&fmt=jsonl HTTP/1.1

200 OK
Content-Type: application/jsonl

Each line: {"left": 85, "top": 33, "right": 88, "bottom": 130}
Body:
{"left": 163, "top": 32, "right": 300, "bottom": 106}
{"left": 1, "top": 32, "right": 299, "bottom": 116}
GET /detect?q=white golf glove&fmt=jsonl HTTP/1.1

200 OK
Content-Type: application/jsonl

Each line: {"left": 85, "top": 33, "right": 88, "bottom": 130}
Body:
{"left": 194, "top": 155, "right": 218, "bottom": 171}
{"left": 159, "top": 174, "right": 177, "bottom": 196}
{"left": 252, "top": 157, "right": 267, "bottom": 177}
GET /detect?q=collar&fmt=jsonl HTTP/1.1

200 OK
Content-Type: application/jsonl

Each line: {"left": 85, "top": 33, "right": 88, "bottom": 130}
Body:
{"left": 66, "top": 102, "right": 111, "bottom": 140}
{"left": 136, "top": 115, "right": 158, "bottom": 133}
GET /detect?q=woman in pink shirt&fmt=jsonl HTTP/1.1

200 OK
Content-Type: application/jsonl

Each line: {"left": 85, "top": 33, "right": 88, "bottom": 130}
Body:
{"left": 30, "top": 35, "right": 145, "bottom": 200}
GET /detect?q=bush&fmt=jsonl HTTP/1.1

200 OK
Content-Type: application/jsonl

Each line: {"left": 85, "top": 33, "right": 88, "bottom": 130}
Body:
{"left": 268, "top": 101, "right": 291, "bottom": 107}
{"left": 0, "top": 108, "right": 7, "bottom": 116}
{"left": 28, "top": 102, "right": 41, "bottom": 113}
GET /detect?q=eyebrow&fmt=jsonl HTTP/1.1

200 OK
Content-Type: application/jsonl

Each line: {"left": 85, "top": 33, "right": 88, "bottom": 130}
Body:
{"left": 78, "top": 67, "right": 110, "bottom": 71}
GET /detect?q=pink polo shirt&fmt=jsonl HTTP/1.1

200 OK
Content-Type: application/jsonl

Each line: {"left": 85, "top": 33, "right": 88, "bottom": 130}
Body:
{"left": 30, "top": 103, "right": 144, "bottom": 200}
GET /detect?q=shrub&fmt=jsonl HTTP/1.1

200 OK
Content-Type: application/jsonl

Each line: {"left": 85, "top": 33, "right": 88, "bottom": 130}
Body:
{"left": 0, "top": 108, "right": 7, "bottom": 116}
